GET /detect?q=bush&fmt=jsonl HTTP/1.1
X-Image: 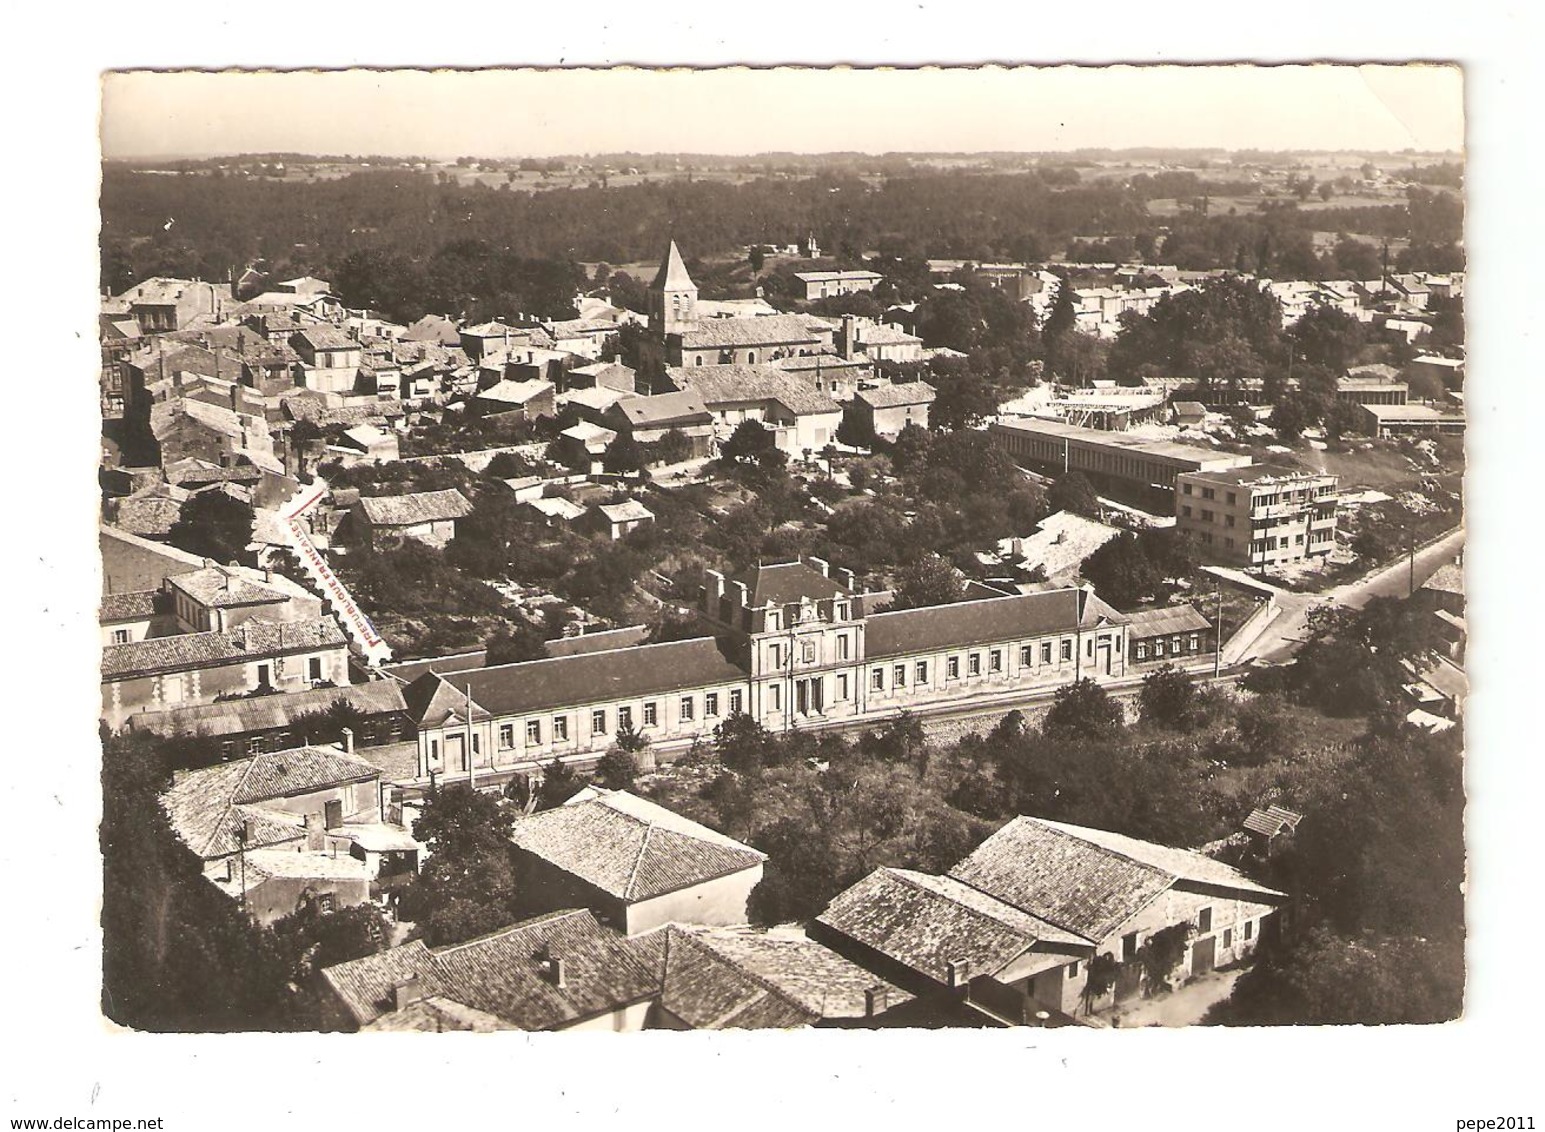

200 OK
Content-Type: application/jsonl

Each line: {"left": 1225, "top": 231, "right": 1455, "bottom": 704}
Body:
{"left": 1042, "top": 678, "right": 1125, "bottom": 740}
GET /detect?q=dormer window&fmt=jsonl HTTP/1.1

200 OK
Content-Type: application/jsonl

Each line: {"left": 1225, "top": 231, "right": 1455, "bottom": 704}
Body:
{"left": 767, "top": 611, "right": 781, "bottom": 631}
{"left": 835, "top": 602, "right": 848, "bottom": 620}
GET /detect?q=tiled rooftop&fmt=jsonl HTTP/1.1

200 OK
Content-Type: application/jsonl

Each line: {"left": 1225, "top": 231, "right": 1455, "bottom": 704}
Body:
{"left": 356, "top": 489, "right": 473, "bottom": 528}
{"left": 510, "top": 790, "right": 764, "bottom": 902}
{"left": 102, "top": 619, "right": 346, "bottom": 679}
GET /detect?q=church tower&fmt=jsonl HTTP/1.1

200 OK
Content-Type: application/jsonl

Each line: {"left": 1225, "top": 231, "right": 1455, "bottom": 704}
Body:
{"left": 648, "top": 239, "right": 698, "bottom": 338}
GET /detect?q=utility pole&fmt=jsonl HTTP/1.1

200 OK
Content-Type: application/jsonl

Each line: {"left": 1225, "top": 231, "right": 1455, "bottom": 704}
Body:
{"left": 1214, "top": 580, "right": 1224, "bottom": 678}
{"left": 235, "top": 826, "right": 248, "bottom": 915}
{"left": 465, "top": 681, "right": 476, "bottom": 789}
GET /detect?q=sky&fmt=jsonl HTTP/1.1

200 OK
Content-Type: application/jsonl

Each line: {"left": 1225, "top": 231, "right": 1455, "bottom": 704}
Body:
{"left": 100, "top": 64, "right": 1464, "bottom": 160}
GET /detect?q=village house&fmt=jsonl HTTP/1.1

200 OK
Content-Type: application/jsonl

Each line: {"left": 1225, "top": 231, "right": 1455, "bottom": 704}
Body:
{"left": 329, "top": 424, "right": 401, "bottom": 466}
{"left": 459, "top": 320, "right": 542, "bottom": 364}
{"left": 664, "top": 364, "right": 844, "bottom": 455}
{"left": 509, "top": 789, "right": 766, "bottom": 936}
{"left": 522, "top": 495, "right": 590, "bottom": 531}
{"left": 557, "top": 420, "right": 617, "bottom": 471}
{"left": 291, "top": 327, "right": 365, "bottom": 394}
{"left": 543, "top": 317, "right": 618, "bottom": 359}
{"left": 586, "top": 498, "right": 655, "bottom": 541}
{"left": 101, "top": 524, "right": 207, "bottom": 594}
{"left": 603, "top": 391, "right": 717, "bottom": 456}
{"left": 318, "top": 908, "right": 659, "bottom": 1032}
{"left": 100, "top": 589, "right": 175, "bottom": 647}
{"left": 100, "top": 315, "right": 142, "bottom": 416}
{"left": 161, "top": 740, "right": 418, "bottom": 925}
{"left": 273, "top": 275, "right": 333, "bottom": 296}
{"left": 163, "top": 563, "right": 324, "bottom": 634}
{"left": 1125, "top": 604, "right": 1216, "bottom": 666}
{"left": 1410, "top": 353, "right": 1465, "bottom": 390}
{"left": 117, "top": 277, "right": 229, "bottom": 334}
{"left": 814, "top": 815, "right": 1284, "bottom": 1024}
{"left": 1242, "top": 805, "right": 1303, "bottom": 859}
{"left": 351, "top": 488, "right": 474, "bottom": 550}
{"left": 126, "top": 679, "right": 413, "bottom": 760}
{"left": 470, "top": 377, "right": 556, "bottom": 420}
{"left": 836, "top": 315, "right": 925, "bottom": 364}
{"left": 102, "top": 618, "right": 351, "bottom": 729}
{"left": 768, "top": 351, "right": 874, "bottom": 401}
{"left": 847, "top": 381, "right": 937, "bottom": 440}
{"left": 105, "top": 483, "right": 189, "bottom": 543}
{"left": 794, "top": 269, "right": 885, "bottom": 302}
{"left": 566, "top": 361, "right": 638, "bottom": 395}
{"left": 399, "top": 313, "right": 460, "bottom": 347}
{"left": 634, "top": 924, "right": 913, "bottom": 1029}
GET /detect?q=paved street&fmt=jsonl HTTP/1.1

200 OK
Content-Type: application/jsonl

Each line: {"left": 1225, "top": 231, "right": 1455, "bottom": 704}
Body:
{"left": 1245, "top": 527, "right": 1465, "bottom": 664}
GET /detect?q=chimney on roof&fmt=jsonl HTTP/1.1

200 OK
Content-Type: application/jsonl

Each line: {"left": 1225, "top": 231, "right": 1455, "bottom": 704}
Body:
{"left": 705, "top": 568, "right": 725, "bottom": 601}
{"left": 837, "top": 568, "right": 856, "bottom": 592}
{"left": 864, "top": 985, "right": 888, "bottom": 1018}
{"left": 393, "top": 977, "right": 424, "bottom": 1012}
{"left": 946, "top": 959, "right": 972, "bottom": 989}
{"left": 546, "top": 955, "right": 566, "bottom": 988}
{"left": 225, "top": 857, "right": 235, "bottom": 882}
{"left": 807, "top": 556, "right": 830, "bottom": 578}
{"left": 731, "top": 580, "right": 750, "bottom": 609}
{"left": 341, "top": 727, "right": 354, "bottom": 756}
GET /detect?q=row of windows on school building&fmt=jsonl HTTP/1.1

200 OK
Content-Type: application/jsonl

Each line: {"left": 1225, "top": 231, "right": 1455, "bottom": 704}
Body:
{"left": 414, "top": 627, "right": 1127, "bottom": 779}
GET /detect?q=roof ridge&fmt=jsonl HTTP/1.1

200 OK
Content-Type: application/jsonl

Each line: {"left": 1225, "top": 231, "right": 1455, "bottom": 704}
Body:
{"left": 433, "top": 908, "right": 591, "bottom": 956}
{"left": 680, "top": 930, "right": 810, "bottom": 1022}
{"left": 1025, "top": 816, "right": 1181, "bottom": 882}
{"left": 624, "top": 822, "right": 656, "bottom": 900}
{"left": 867, "top": 585, "right": 1080, "bottom": 620}
{"left": 890, "top": 867, "right": 1085, "bottom": 941}
{"left": 461, "top": 633, "right": 724, "bottom": 678}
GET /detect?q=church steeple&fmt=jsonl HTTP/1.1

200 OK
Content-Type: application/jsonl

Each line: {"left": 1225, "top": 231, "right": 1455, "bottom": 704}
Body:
{"left": 649, "top": 239, "right": 698, "bottom": 337}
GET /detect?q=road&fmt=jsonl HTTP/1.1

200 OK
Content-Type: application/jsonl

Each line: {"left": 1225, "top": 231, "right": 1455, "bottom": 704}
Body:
{"left": 277, "top": 478, "right": 394, "bottom": 666}
{"left": 1245, "top": 527, "right": 1465, "bottom": 664}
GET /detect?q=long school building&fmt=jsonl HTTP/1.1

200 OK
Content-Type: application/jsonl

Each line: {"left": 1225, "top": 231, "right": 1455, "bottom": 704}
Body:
{"left": 988, "top": 417, "right": 1251, "bottom": 503}
{"left": 403, "top": 559, "right": 1130, "bottom": 782}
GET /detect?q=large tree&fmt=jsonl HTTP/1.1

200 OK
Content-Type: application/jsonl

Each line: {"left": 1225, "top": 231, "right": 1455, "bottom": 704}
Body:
{"left": 167, "top": 490, "right": 256, "bottom": 566}
{"left": 404, "top": 783, "right": 521, "bottom": 946}
{"left": 883, "top": 555, "right": 964, "bottom": 611}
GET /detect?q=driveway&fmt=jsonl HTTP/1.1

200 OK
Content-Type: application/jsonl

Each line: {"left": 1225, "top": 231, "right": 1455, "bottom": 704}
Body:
{"left": 1104, "top": 967, "right": 1243, "bottom": 1028}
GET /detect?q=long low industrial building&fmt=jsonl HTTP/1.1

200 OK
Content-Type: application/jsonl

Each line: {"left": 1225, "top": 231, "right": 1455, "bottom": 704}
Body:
{"left": 988, "top": 417, "right": 1251, "bottom": 498}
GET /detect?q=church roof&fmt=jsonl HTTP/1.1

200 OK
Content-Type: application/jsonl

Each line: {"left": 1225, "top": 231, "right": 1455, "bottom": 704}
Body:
{"left": 652, "top": 240, "right": 696, "bottom": 291}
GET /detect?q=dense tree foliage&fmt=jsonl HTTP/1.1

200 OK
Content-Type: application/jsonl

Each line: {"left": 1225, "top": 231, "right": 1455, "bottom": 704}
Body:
{"left": 1041, "top": 678, "right": 1127, "bottom": 741}
{"left": 400, "top": 783, "right": 520, "bottom": 946}
{"left": 1107, "top": 275, "right": 1287, "bottom": 392}
{"left": 104, "top": 164, "right": 1454, "bottom": 319}
{"left": 883, "top": 555, "right": 965, "bottom": 611}
{"left": 101, "top": 731, "right": 315, "bottom": 1030}
{"left": 167, "top": 490, "right": 256, "bottom": 566}
{"left": 1209, "top": 722, "right": 1465, "bottom": 1025}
